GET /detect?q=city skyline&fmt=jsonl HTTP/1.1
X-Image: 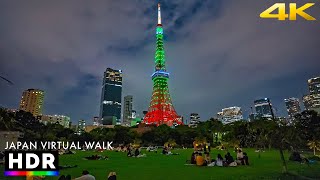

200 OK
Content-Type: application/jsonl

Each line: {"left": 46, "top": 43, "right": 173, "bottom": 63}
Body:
{"left": 0, "top": 1, "right": 319, "bottom": 123}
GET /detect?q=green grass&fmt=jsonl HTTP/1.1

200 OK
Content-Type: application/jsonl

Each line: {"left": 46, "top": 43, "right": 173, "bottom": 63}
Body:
{"left": 1, "top": 149, "right": 319, "bottom": 180}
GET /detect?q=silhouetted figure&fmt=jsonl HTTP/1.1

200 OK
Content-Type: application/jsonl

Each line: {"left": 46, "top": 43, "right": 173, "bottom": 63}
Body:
{"left": 190, "top": 152, "right": 197, "bottom": 164}
{"left": 108, "top": 172, "right": 117, "bottom": 180}
{"left": 243, "top": 152, "right": 249, "bottom": 165}
{"left": 134, "top": 148, "right": 140, "bottom": 157}
{"left": 225, "top": 152, "right": 234, "bottom": 165}
{"left": 74, "top": 170, "right": 95, "bottom": 180}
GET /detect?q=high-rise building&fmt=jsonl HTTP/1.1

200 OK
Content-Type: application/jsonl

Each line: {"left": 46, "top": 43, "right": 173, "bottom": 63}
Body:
{"left": 101, "top": 116, "right": 117, "bottom": 125}
{"left": 39, "top": 114, "right": 70, "bottom": 128}
{"left": 254, "top": 98, "right": 274, "bottom": 119}
{"left": 303, "top": 77, "right": 320, "bottom": 114}
{"left": 19, "top": 89, "right": 44, "bottom": 116}
{"left": 308, "top": 77, "right": 320, "bottom": 95}
{"left": 100, "top": 68, "right": 122, "bottom": 121}
{"left": 131, "top": 110, "right": 137, "bottom": 118}
{"left": 189, "top": 113, "right": 200, "bottom": 128}
{"left": 144, "top": 3, "right": 182, "bottom": 126}
{"left": 77, "top": 120, "right": 86, "bottom": 135}
{"left": 303, "top": 94, "right": 320, "bottom": 113}
{"left": 284, "top": 98, "right": 301, "bottom": 119}
{"left": 93, "top": 116, "right": 100, "bottom": 126}
{"left": 218, "top": 106, "right": 243, "bottom": 124}
{"left": 123, "top": 95, "right": 133, "bottom": 126}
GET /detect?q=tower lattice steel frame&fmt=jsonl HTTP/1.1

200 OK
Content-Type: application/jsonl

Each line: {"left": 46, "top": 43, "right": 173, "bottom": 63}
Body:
{"left": 143, "top": 3, "right": 182, "bottom": 126}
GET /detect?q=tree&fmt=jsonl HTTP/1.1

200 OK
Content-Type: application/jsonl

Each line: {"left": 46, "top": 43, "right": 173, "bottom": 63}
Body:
{"left": 307, "top": 140, "right": 320, "bottom": 156}
{"left": 165, "top": 138, "right": 177, "bottom": 147}
{"left": 0, "top": 108, "right": 15, "bottom": 130}
{"left": 294, "top": 110, "right": 320, "bottom": 144}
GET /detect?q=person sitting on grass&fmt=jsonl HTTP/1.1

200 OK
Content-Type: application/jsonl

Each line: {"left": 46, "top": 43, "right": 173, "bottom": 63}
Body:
{"left": 59, "top": 164, "right": 78, "bottom": 169}
{"left": 196, "top": 153, "right": 205, "bottom": 166}
{"left": 243, "top": 152, "right": 249, "bottom": 165}
{"left": 162, "top": 147, "right": 166, "bottom": 154}
{"left": 74, "top": 170, "right": 95, "bottom": 180}
{"left": 236, "top": 149, "right": 244, "bottom": 165}
{"left": 85, "top": 154, "right": 108, "bottom": 160}
{"left": 127, "top": 146, "right": 133, "bottom": 157}
{"left": 162, "top": 147, "right": 169, "bottom": 154}
{"left": 166, "top": 148, "right": 173, "bottom": 155}
{"left": 204, "top": 152, "right": 211, "bottom": 165}
{"left": 134, "top": 148, "right": 140, "bottom": 157}
{"left": 224, "top": 152, "right": 235, "bottom": 166}
{"left": 58, "top": 175, "right": 71, "bottom": 180}
{"left": 108, "top": 172, "right": 117, "bottom": 180}
{"left": 190, "top": 152, "right": 197, "bottom": 164}
{"left": 215, "top": 154, "right": 224, "bottom": 167}
{"left": 26, "top": 176, "right": 45, "bottom": 180}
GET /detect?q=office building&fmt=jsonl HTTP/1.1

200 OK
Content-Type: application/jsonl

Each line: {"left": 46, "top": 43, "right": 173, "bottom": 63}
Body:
{"left": 303, "top": 94, "right": 320, "bottom": 113}
{"left": 93, "top": 116, "right": 100, "bottom": 126}
{"left": 19, "top": 89, "right": 44, "bottom": 116}
{"left": 189, "top": 113, "right": 200, "bottom": 128}
{"left": 77, "top": 120, "right": 86, "bottom": 135}
{"left": 123, "top": 95, "right": 133, "bottom": 126}
{"left": 254, "top": 98, "right": 274, "bottom": 119}
{"left": 101, "top": 116, "right": 117, "bottom": 125}
{"left": 303, "top": 77, "right": 320, "bottom": 114}
{"left": 218, "top": 106, "right": 243, "bottom": 124}
{"left": 284, "top": 98, "right": 301, "bottom": 119}
{"left": 100, "top": 68, "right": 122, "bottom": 121}
{"left": 308, "top": 77, "right": 320, "bottom": 95}
{"left": 39, "top": 114, "right": 70, "bottom": 128}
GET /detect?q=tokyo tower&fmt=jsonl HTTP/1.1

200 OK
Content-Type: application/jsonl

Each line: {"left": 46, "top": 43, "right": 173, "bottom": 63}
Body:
{"left": 143, "top": 3, "right": 183, "bottom": 126}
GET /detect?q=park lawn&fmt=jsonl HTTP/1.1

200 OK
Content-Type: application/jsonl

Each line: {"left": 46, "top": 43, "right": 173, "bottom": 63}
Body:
{"left": 1, "top": 149, "right": 319, "bottom": 180}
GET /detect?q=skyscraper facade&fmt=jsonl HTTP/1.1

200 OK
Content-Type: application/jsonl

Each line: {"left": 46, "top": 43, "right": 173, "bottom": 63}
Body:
{"left": 93, "top": 116, "right": 100, "bottom": 126}
{"left": 308, "top": 77, "right": 320, "bottom": 95}
{"left": 303, "top": 77, "right": 320, "bottom": 113}
{"left": 254, "top": 98, "right": 274, "bottom": 119}
{"left": 123, "top": 95, "right": 133, "bottom": 126}
{"left": 100, "top": 68, "right": 122, "bottom": 121}
{"left": 189, "top": 113, "right": 200, "bottom": 128}
{"left": 77, "top": 119, "right": 86, "bottom": 135}
{"left": 19, "top": 89, "right": 44, "bottom": 116}
{"left": 144, "top": 3, "right": 182, "bottom": 126}
{"left": 284, "top": 97, "right": 301, "bottom": 119}
{"left": 39, "top": 114, "right": 70, "bottom": 128}
{"left": 217, "top": 106, "right": 243, "bottom": 124}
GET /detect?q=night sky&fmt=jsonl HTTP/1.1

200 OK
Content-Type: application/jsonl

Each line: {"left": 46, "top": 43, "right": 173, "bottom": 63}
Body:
{"left": 0, "top": 0, "right": 319, "bottom": 123}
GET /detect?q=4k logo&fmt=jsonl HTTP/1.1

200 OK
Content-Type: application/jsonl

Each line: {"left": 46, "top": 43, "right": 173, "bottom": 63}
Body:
{"left": 260, "top": 3, "right": 316, "bottom": 21}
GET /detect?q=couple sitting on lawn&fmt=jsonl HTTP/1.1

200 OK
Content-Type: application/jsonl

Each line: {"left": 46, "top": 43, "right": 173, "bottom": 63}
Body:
{"left": 236, "top": 149, "right": 249, "bottom": 165}
{"left": 162, "top": 146, "right": 179, "bottom": 155}
{"left": 127, "top": 147, "right": 146, "bottom": 157}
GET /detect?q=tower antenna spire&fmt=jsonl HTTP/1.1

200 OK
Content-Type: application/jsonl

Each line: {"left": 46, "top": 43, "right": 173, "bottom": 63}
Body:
{"left": 158, "top": 3, "right": 161, "bottom": 25}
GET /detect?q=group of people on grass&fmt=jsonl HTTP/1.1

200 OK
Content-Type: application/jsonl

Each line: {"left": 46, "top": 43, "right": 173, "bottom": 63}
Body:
{"left": 126, "top": 146, "right": 146, "bottom": 157}
{"left": 58, "top": 149, "right": 76, "bottom": 155}
{"left": 162, "top": 146, "right": 179, "bottom": 155}
{"left": 190, "top": 148, "right": 249, "bottom": 167}
{"left": 84, "top": 154, "right": 109, "bottom": 160}
{"left": 57, "top": 170, "right": 116, "bottom": 180}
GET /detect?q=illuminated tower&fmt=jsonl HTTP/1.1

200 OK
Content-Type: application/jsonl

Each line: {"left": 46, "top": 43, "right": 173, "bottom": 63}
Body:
{"left": 144, "top": 3, "right": 182, "bottom": 126}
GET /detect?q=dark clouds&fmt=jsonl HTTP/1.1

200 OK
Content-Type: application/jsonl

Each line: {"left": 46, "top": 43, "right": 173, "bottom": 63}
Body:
{"left": 0, "top": 0, "right": 319, "bottom": 123}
